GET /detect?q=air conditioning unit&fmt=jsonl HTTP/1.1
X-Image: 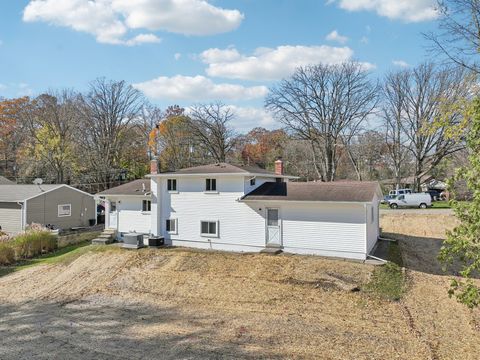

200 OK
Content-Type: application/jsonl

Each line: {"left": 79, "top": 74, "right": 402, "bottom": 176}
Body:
{"left": 122, "top": 233, "right": 144, "bottom": 249}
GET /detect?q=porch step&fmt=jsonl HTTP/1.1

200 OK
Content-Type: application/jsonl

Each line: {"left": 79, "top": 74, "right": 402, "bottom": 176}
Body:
{"left": 91, "top": 229, "right": 117, "bottom": 245}
{"left": 260, "top": 248, "right": 283, "bottom": 255}
{"left": 92, "top": 237, "right": 114, "bottom": 245}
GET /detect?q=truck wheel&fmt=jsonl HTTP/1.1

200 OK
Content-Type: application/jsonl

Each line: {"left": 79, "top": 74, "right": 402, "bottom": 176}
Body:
{"left": 390, "top": 203, "right": 398, "bottom": 209}
{"left": 419, "top": 203, "right": 427, "bottom": 209}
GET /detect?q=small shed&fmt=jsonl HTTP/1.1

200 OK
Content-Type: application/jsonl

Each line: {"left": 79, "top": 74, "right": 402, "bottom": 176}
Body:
{"left": 0, "top": 184, "right": 95, "bottom": 234}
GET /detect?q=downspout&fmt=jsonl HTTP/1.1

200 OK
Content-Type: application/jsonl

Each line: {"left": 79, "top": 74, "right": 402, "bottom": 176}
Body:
{"left": 17, "top": 201, "right": 25, "bottom": 231}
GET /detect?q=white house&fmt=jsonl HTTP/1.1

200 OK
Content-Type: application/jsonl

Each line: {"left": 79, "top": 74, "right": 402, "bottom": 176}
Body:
{"left": 147, "top": 160, "right": 382, "bottom": 260}
{"left": 96, "top": 179, "right": 152, "bottom": 239}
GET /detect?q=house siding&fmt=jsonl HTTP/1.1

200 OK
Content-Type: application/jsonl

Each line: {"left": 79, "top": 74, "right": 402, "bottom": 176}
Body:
{"left": 0, "top": 202, "right": 22, "bottom": 234}
{"left": 152, "top": 176, "right": 372, "bottom": 260}
{"left": 281, "top": 202, "right": 367, "bottom": 260}
{"left": 156, "top": 176, "right": 266, "bottom": 249}
{"left": 26, "top": 186, "right": 95, "bottom": 229}
{"left": 114, "top": 197, "right": 151, "bottom": 236}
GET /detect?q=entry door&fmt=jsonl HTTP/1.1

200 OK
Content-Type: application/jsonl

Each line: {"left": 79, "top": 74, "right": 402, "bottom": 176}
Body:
{"left": 266, "top": 208, "right": 281, "bottom": 247}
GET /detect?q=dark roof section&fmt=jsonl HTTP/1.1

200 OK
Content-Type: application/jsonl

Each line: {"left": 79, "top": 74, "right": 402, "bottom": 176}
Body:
{"left": 97, "top": 179, "right": 151, "bottom": 196}
{"left": 0, "top": 176, "right": 14, "bottom": 185}
{"left": 242, "top": 181, "right": 381, "bottom": 202}
{"left": 156, "top": 163, "right": 284, "bottom": 176}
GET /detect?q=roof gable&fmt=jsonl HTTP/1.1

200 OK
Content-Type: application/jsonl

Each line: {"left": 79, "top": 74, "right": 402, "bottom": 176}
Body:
{"left": 96, "top": 179, "right": 151, "bottom": 196}
{"left": 242, "top": 181, "right": 382, "bottom": 203}
{"left": 0, "top": 176, "right": 14, "bottom": 185}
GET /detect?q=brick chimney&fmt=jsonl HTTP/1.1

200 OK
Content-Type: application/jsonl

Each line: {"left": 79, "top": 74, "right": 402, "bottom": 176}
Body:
{"left": 274, "top": 158, "right": 284, "bottom": 176}
{"left": 150, "top": 158, "right": 159, "bottom": 175}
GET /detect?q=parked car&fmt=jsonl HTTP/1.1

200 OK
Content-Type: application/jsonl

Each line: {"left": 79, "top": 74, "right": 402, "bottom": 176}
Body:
{"left": 388, "top": 193, "right": 432, "bottom": 209}
{"left": 388, "top": 188, "right": 412, "bottom": 197}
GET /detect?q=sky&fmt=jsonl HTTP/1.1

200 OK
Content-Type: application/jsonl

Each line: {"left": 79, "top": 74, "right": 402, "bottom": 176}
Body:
{"left": 0, "top": 0, "right": 440, "bottom": 131}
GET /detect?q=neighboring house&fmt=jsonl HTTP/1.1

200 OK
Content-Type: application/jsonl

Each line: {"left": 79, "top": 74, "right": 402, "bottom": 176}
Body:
{"left": 0, "top": 184, "right": 95, "bottom": 234}
{"left": 145, "top": 160, "right": 382, "bottom": 260}
{"left": 96, "top": 179, "right": 151, "bottom": 239}
{"left": 0, "top": 176, "right": 14, "bottom": 185}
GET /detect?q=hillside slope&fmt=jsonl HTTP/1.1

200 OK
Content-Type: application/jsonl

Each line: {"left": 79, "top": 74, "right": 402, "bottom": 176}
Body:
{"left": 0, "top": 242, "right": 479, "bottom": 359}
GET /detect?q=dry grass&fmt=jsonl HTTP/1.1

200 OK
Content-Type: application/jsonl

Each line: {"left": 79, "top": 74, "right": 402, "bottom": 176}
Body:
{"left": 0, "top": 214, "right": 479, "bottom": 359}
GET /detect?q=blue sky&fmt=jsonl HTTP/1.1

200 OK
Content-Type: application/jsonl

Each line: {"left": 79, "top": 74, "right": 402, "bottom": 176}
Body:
{"left": 0, "top": 0, "right": 439, "bottom": 131}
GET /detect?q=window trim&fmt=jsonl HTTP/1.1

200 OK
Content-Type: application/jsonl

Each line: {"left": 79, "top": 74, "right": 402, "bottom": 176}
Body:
{"left": 200, "top": 220, "right": 219, "bottom": 238}
{"left": 58, "top": 204, "right": 72, "bottom": 217}
{"left": 142, "top": 199, "right": 151, "bottom": 213}
{"left": 205, "top": 178, "right": 217, "bottom": 193}
{"left": 166, "top": 218, "right": 178, "bottom": 234}
{"left": 167, "top": 178, "right": 178, "bottom": 193}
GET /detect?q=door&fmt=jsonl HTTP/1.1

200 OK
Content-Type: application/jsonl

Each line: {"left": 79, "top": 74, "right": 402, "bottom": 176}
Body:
{"left": 109, "top": 201, "right": 118, "bottom": 229}
{"left": 266, "top": 208, "right": 281, "bottom": 247}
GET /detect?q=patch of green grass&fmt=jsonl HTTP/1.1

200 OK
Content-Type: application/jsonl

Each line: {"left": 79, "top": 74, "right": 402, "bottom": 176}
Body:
{"left": 0, "top": 242, "right": 120, "bottom": 278}
{"left": 364, "top": 242, "right": 406, "bottom": 301}
{"left": 380, "top": 200, "right": 455, "bottom": 210}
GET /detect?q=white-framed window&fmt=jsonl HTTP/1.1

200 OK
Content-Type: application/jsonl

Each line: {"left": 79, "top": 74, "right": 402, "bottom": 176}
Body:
{"left": 250, "top": 178, "right": 256, "bottom": 186}
{"left": 166, "top": 219, "right": 177, "bottom": 234}
{"left": 142, "top": 200, "right": 151, "bottom": 212}
{"left": 167, "top": 179, "right": 177, "bottom": 192}
{"left": 205, "top": 178, "right": 217, "bottom": 192}
{"left": 58, "top": 204, "right": 72, "bottom": 217}
{"left": 200, "top": 220, "right": 218, "bottom": 237}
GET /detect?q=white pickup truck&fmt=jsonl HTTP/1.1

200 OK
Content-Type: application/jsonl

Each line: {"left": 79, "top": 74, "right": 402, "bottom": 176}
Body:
{"left": 387, "top": 193, "right": 432, "bottom": 209}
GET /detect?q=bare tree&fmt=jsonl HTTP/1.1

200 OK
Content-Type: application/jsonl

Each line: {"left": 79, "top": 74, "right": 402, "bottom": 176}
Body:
{"left": 188, "top": 103, "right": 236, "bottom": 163}
{"left": 382, "top": 70, "right": 412, "bottom": 188}
{"left": 77, "top": 78, "right": 145, "bottom": 190}
{"left": 426, "top": 0, "right": 480, "bottom": 75}
{"left": 265, "top": 62, "right": 378, "bottom": 181}
{"left": 397, "top": 63, "right": 472, "bottom": 191}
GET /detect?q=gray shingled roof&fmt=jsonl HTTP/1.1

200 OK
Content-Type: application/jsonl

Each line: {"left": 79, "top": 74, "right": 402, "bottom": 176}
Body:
{"left": 242, "top": 181, "right": 382, "bottom": 202}
{"left": 97, "top": 179, "right": 151, "bottom": 196}
{"left": 0, "top": 184, "right": 64, "bottom": 202}
{"left": 154, "top": 163, "right": 289, "bottom": 177}
{"left": 0, "top": 176, "right": 14, "bottom": 185}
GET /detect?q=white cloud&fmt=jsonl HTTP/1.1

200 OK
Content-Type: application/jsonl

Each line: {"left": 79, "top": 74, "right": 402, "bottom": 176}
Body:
{"left": 23, "top": 0, "right": 243, "bottom": 45}
{"left": 174, "top": 53, "right": 181, "bottom": 60}
{"left": 330, "top": 0, "right": 438, "bottom": 22}
{"left": 325, "top": 30, "right": 348, "bottom": 44}
{"left": 133, "top": 75, "right": 268, "bottom": 101}
{"left": 392, "top": 59, "right": 410, "bottom": 68}
{"left": 200, "top": 45, "right": 365, "bottom": 81}
{"left": 224, "top": 105, "right": 276, "bottom": 132}
{"left": 360, "top": 36, "right": 369, "bottom": 44}
{"left": 125, "top": 33, "right": 161, "bottom": 46}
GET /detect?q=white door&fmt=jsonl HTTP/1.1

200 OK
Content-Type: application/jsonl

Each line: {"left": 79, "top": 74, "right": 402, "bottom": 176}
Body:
{"left": 266, "top": 208, "right": 281, "bottom": 247}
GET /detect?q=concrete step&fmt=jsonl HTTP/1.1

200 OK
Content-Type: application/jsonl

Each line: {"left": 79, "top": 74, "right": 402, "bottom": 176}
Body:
{"left": 92, "top": 237, "right": 114, "bottom": 245}
{"left": 103, "top": 229, "right": 116, "bottom": 234}
{"left": 98, "top": 234, "right": 114, "bottom": 239}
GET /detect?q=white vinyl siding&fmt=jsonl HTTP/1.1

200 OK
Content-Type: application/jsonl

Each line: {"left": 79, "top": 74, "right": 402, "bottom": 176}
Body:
{"left": 157, "top": 176, "right": 266, "bottom": 248}
{"left": 281, "top": 202, "right": 367, "bottom": 260}
{"left": 113, "top": 197, "right": 151, "bottom": 235}
{"left": 366, "top": 194, "right": 380, "bottom": 254}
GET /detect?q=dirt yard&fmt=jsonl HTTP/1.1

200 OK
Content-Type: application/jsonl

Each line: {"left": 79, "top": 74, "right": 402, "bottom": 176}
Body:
{"left": 0, "top": 215, "right": 479, "bottom": 359}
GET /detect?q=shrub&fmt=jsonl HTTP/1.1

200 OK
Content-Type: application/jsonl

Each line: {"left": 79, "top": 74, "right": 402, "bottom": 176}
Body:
{"left": 13, "top": 230, "right": 57, "bottom": 259}
{"left": 0, "top": 243, "right": 15, "bottom": 265}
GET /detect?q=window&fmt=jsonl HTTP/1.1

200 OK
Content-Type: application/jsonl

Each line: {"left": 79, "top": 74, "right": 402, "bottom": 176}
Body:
{"left": 58, "top": 204, "right": 71, "bottom": 217}
{"left": 371, "top": 206, "right": 374, "bottom": 223}
{"left": 200, "top": 221, "right": 218, "bottom": 237}
{"left": 250, "top": 178, "right": 256, "bottom": 186}
{"left": 205, "top": 178, "right": 217, "bottom": 192}
{"left": 167, "top": 179, "right": 177, "bottom": 191}
{"left": 166, "top": 219, "right": 177, "bottom": 234}
{"left": 142, "top": 200, "right": 151, "bottom": 212}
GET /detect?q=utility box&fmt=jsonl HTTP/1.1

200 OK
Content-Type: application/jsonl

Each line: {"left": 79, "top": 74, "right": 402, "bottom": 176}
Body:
{"left": 122, "top": 233, "right": 144, "bottom": 249}
{"left": 148, "top": 236, "right": 165, "bottom": 248}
